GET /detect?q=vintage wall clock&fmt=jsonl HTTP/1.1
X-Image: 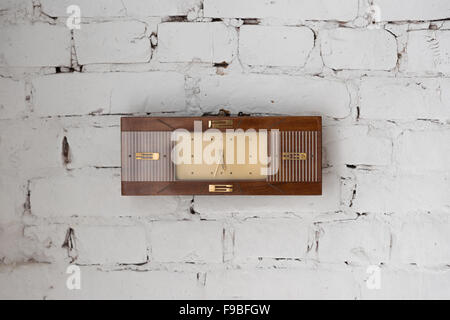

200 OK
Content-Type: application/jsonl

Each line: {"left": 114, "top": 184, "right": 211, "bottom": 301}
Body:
{"left": 121, "top": 116, "right": 322, "bottom": 195}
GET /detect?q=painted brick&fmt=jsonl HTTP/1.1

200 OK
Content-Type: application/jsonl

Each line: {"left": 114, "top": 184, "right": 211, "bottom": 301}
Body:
{"left": 74, "top": 225, "right": 147, "bottom": 265}
{"left": 0, "top": 264, "right": 62, "bottom": 299}
{"left": 239, "top": 25, "right": 314, "bottom": 67}
{"left": 352, "top": 172, "right": 450, "bottom": 214}
{"left": 150, "top": 221, "right": 223, "bottom": 263}
{"left": 24, "top": 224, "right": 148, "bottom": 265}
{"left": 321, "top": 28, "right": 397, "bottom": 71}
{"left": 0, "top": 117, "right": 121, "bottom": 176}
{"left": 205, "top": 268, "right": 358, "bottom": 299}
{"left": 395, "top": 130, "right": 450, "bottom": 172}
{"left": 0, "top": 78, "right": 26, "bottom": 120}
{"left": 30, "top": 168, "right": 191, "bottom": 218}
{"left": 198, "top": 74, "right": 350, "bottom": 118}
{"left": 40, "top": 0, "right": 126, "bottom": 17}
{"left": 0, "top": 23, "right": 71, "bottom": 67}
{"left": 49, "top": 268, "right": 202, "bottom": 299}
{"left": 390, "top": 214, "right": 450, "bottom": 267}
{"left": 323, "top": 125, "right": 392, "bottom": 166}
{"left": 360, "top": 77, "right": 450, "bottom": 121}
{"left": 0, "top": 176, "right": 25, "bottom": 224}
{"left": 375, "top": 0, "right": 450, "bottom": 21}
{"left": 0, "top": 222, "right": 30, "bottom": 264}
{"left": 403, "top": 30, "right": 450, "bottom": 74}
{"left": 23, "top": 224, "right": 69, "bottom": 263}
{"left": 31, "top": 72, "right": 186, "bottom": 116}
{"left": 40, "top": 0, "right": 201, "bottom": 17}
{"left": 317, "top": 218, "right": 391, "bottom": 264}
{"left": 204, "top": 0, "right": 359, "bottom": 21}
{"left": 233, "top": 219, "right": 310, "bottom": 261}
{"left": 0, "top": 264, "right": 202, "bottom": 299}
{"left": 358, "top": 268, "right": 450, "bottom": 299}
{"left": 157, "top": 22, "right": 237, "bottom": 63}
{"left": 74, "top": 21, "right": 151, "bottom": 64}
{"left": 0, "top": 0, "right": 33, "bottom": 13}
{"left": 123, "top": 0, "right": 202, "bottom": 17}
{"left": 0, "top": 119, "right": 64, "bottom": 174}
{"left": 65, "top": 125, "right": 120, "bottom": 169}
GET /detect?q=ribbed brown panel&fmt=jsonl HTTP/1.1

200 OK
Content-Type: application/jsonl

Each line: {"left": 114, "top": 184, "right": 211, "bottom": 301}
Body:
{"left": 267, "top": 130, "right": 280, "bottom": 181}
{"left": 121, "top": 131, "right": 174, "bottom": 182}
{"left": 267, "top": 131, "right": 319, "bottom": 182}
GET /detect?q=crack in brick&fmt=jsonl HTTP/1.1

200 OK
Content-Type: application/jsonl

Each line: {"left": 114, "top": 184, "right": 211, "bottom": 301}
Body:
{"left": 349, "top": 184, "right": 357, "bottom": 208}
{"left": 61, "top": 136, "right": 71, "bottom": 166}
{"left": 189, "top": 196, "right": 199, "bottom": 215}
{"left": 23, "top": 180, "right": 32, "bottom": 216}
{"left": 162, "top": 15, "right": 189, "bottom": 23}
{"left": 61, "top": 227, "right": 77, "bottom": 263}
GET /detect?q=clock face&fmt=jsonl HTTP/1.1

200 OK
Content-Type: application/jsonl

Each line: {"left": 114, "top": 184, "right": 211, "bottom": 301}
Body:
{"left": 174, "top": 132, "right": 269, "bottom": 181}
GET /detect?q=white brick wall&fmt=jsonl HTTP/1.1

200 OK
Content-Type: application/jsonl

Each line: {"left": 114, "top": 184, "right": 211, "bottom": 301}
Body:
{"left": 239, "top": 26, "right": 314, "bottom": 67}
{"left": 32, "top": 72, "right": 186, "bottom": 116}
{"left": 74, "top": 21, "right": 151, "bottom": 65}
{"left": 317, "top": 218, "right": 391, "bottom": 265}
{"left": 74, "top": 225, "right": 148, "bottom": 265}
{"left": 323, "top": 125, "right": 392, "bottom": 166}
{"left": 150, "top": 221, "right": 223, "bottom": 263}
{"left": 321, "top": 28, "right": 397, "bottom": 71}
{"left": 204, "top": 0, "right": 359, "bottom": 21}
{"left": 204, "top": 268, "right": 358, "bottom": 299}
{"left": 353, "top": 172, "right": 450, "bottom": 214}
{"left": 0, "top": 78, "right": 26, "bottom": 120}
{"left": 1, "top": 0, "right": 450, "bottom": 300}
{"left": 40, "top": 0, "right": 202, "bottom": 17}
{"left": 395, "top": 130, "right": 450, "bottom": 172}
{"left": 390, "top": 214, "right": 450, "bottom": 267}
{"left": 0, "top": 24, "right": 71, "bottom": 67}
{"left": 158, "top": 22, "right": 237, "bottom": 63}
{"left": 30, "top": 168, "right": 191, "bottom": 218}
{"left": 233, "top": 219, "right": 310, "bottom": 261}
{"left": 403, "top": 30, "right": 450, "bottom": 75}
{"left": 375, "top": 0, "right": 450, "bottom": 21}
{"left": 359, "top": 77, "right": 450, "bottom": 121}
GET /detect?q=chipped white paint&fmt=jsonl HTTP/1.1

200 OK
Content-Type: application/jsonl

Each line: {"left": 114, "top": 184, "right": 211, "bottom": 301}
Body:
{"left": 321, "top": 28, "right": 398, "bottom": 71}
{"left": 239, "top": 25, "right": 315, "bottom": 67}
{"left": 73, "top": 21, "right": 151, "bottom": 64}
{"left": 204, "top": 0, "right": 359, "bottom": 21}
{"left": 157, "top": 22, "right": 237, "bottom": 63}
{"left": 0, "top": 0, "right": 449, "bottom": 300}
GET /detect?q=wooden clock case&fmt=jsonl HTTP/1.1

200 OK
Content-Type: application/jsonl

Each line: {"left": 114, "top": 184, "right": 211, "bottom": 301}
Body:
{"left": 121, "top": 115, "right": 322, "bottom": 196}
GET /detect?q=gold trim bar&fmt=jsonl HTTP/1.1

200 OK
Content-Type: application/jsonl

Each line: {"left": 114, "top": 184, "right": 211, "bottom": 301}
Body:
{"left": 136, "top": 152, "right": 160, "bottom": 160}
{"left": 282, "top": 152, "right": 307, "bottom": 161}
{"left": 209, "top": 184, "right": 233, "bottom": 192}
{"left": 208, "top": 119, "right": 233, "bottom": 129}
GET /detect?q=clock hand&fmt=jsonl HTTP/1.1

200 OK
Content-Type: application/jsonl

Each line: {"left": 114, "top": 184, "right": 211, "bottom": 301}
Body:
{"left": 221, "top": 149, "right": 226, "bottom": 171}
{"left": 214, "top": 162, "right": 219, "bottom": 176}
{"left": 214, "top": 149, "right": 225, "bottom": 176}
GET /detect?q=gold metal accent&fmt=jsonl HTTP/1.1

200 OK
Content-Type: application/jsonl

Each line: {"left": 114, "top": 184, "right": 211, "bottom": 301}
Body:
{"left": 209, "top": 184, "right": 233, "bottom": 192}
{"left": 136, "top": 152, "right": 160, "bottom": 160}
{"left": 282, "top": 152, "right": 307, "bottom": 160}
{"left": 208, "top": 119, "right": 233, "bottom": 129}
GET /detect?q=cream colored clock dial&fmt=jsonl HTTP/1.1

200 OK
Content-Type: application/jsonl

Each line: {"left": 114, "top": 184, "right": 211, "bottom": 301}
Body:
{"left": 174, "top": 132, "right": 269, "bottom": 181}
